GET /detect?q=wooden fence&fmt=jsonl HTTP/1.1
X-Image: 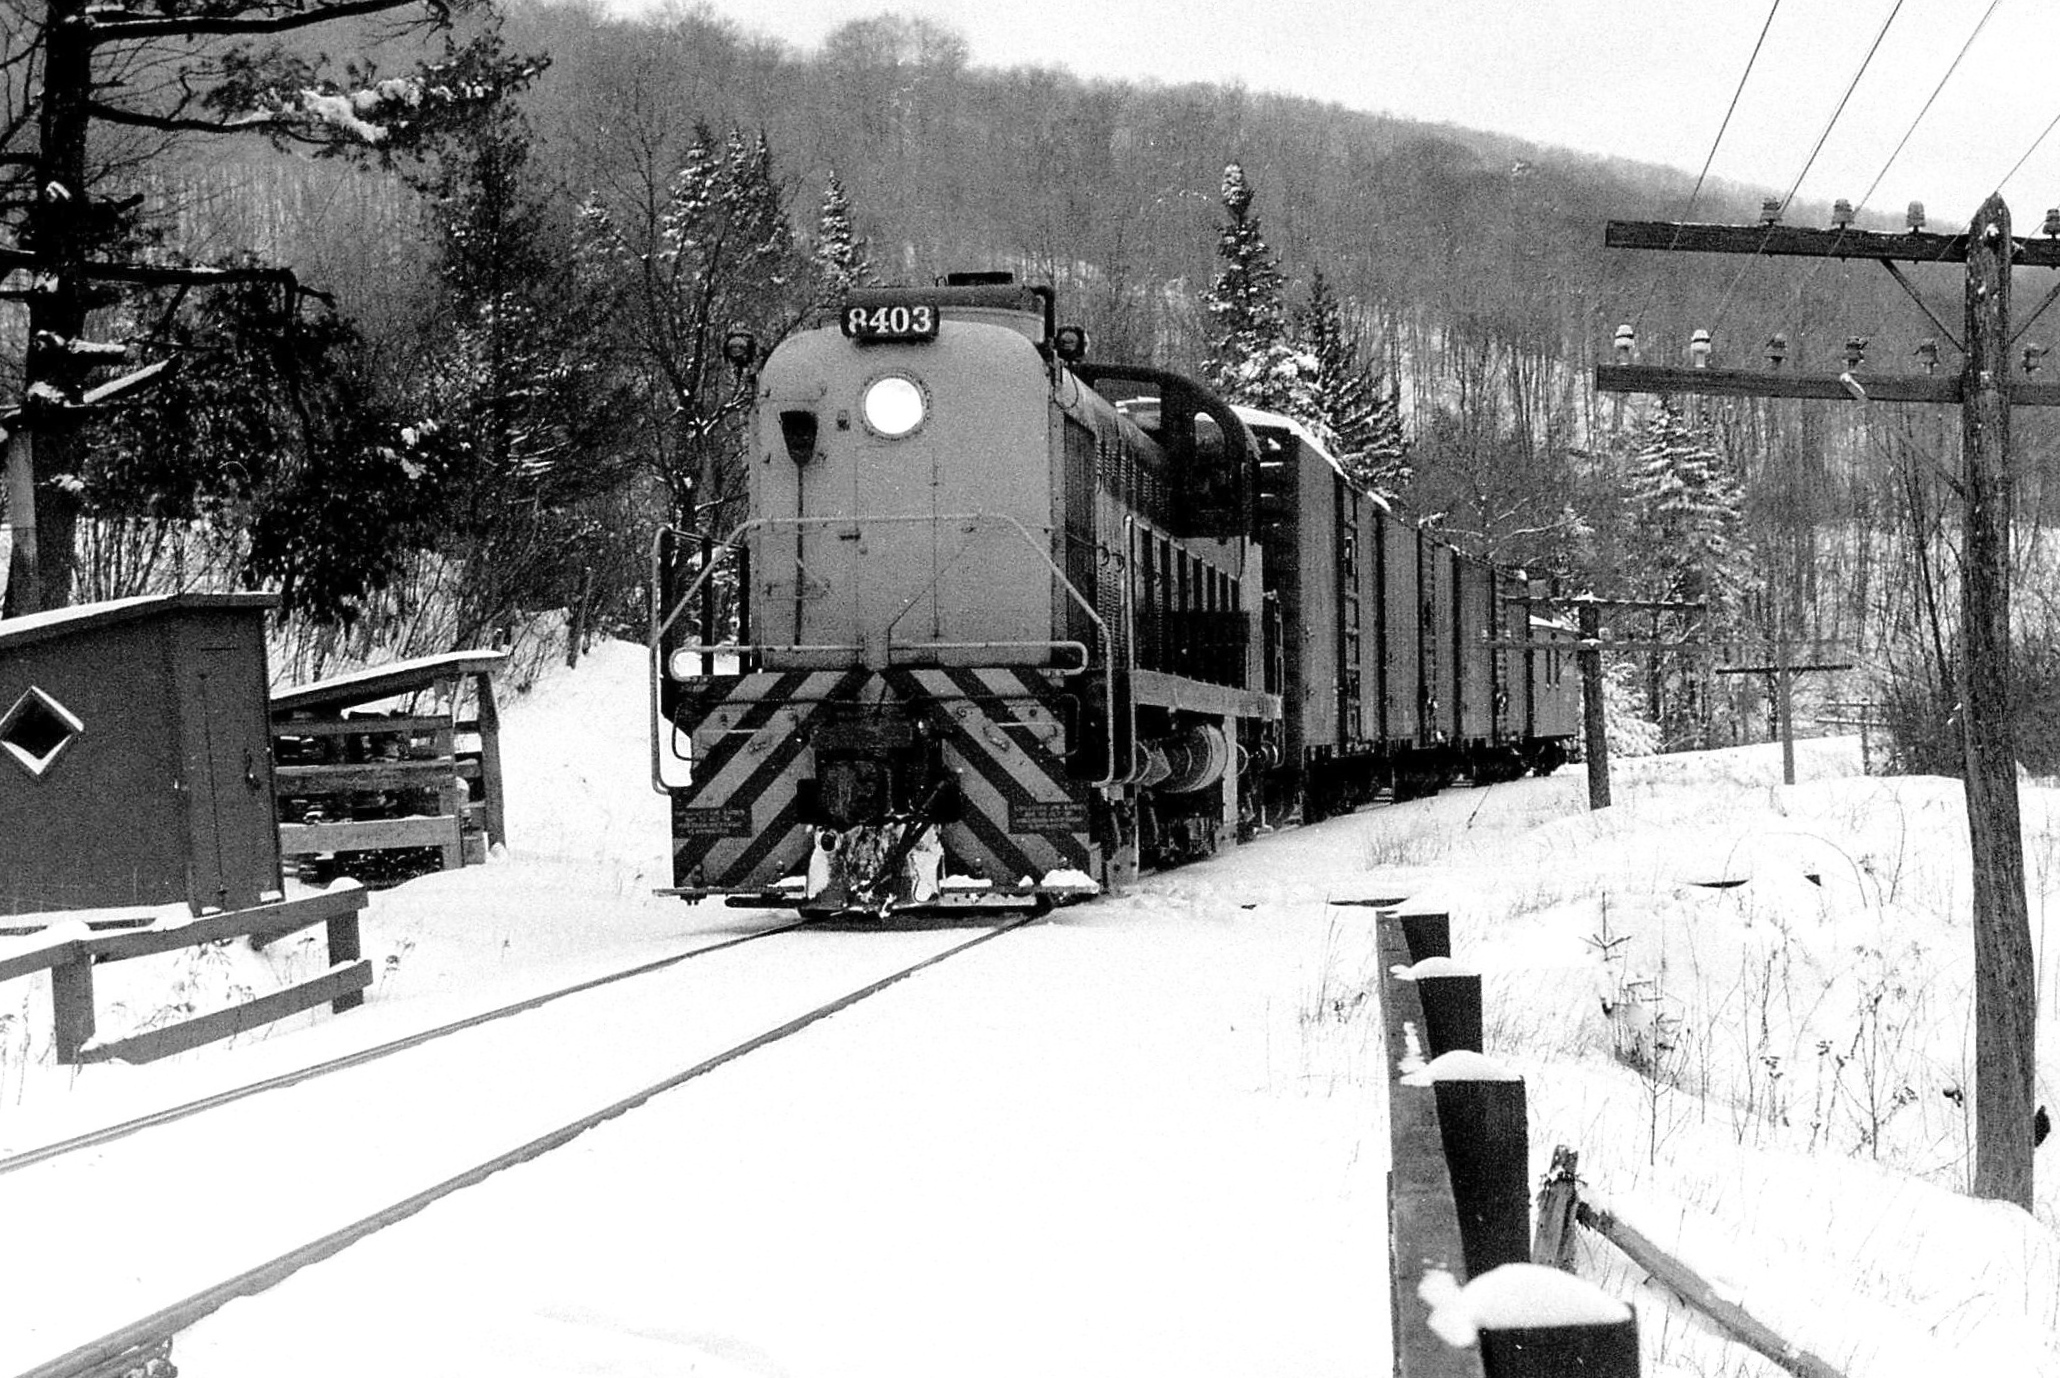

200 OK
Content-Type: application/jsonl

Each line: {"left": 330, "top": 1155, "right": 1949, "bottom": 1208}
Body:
{"left": 1378, "top": 905, "right": 1640, "bottom": 1377}
{"left": 0, "top": 886, "right": 370, "bottom": 1064}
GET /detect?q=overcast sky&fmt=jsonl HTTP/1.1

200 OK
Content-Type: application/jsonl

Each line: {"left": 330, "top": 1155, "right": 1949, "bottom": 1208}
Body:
{"left": 660, "top": 0, "right": 2060, "bottom": 229}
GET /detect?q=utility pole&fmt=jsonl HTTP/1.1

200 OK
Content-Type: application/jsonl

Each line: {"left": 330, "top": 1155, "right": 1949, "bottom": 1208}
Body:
{"left": 1508, "top": 595, "right": 1704, "bottom": 812}
{"left": 1713, "top": 650, "right": 1855, "bottom": 786}
{"left": 1596, "top": 195, "right": 2042, "bottom": 1208}
{"left": 1579, "top": 601, "right": 1608, "bottom": 809}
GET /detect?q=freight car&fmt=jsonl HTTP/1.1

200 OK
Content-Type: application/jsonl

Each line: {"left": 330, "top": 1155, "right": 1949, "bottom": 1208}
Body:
{"left": 648, "top": 272, "right": 1578, "bottom": 917}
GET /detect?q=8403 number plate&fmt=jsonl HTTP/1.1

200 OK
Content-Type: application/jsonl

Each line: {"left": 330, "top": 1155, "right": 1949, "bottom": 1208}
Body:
{"left": 841, "top": 302, "right": 938, "bottom": 342}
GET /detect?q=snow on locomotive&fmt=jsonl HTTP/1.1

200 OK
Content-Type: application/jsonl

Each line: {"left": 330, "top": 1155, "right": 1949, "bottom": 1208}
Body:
{"left": 648, "top": 272, "right": 1578, "bottom": 918}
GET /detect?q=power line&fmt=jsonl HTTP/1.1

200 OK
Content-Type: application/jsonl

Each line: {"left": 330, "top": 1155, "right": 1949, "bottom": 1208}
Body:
{"left": 1778, "top": 0, "right": 2007, "bottom": 359}
{"left": 1777, "top": 0, "right": 1908, "bottom": 217}
{"left": 1708, "top": 0, "right": 1908, "bottom": 340}
{"left": 1678, "top": 0, "right": 1786, "bottom": 229}
{"left": 1993, "top": 106, "right": 2060, "bottom": 201}
{"left": 1858, "top": 0, "right": 2003, "bottom": 214}
{"left": 1630, "top": 0, "right": 1784, "bottom": 333}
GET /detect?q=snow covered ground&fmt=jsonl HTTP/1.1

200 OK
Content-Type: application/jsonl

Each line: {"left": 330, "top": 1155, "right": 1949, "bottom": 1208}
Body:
{"left": 2, "top": 639, "right": 2058, "bottom": 1375}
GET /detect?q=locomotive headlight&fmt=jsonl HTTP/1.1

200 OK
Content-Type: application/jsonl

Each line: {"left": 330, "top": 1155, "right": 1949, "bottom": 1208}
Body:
{"left": 861, "top": 375, "right": 927, "bottom": 438}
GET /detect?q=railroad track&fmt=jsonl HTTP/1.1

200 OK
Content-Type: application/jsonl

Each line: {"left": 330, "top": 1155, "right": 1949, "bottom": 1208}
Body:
{"left": 0, "top": 919, "right": 807, "bottom": 1178}
{"left": 9, "top": 912, "right": 1043, "bottom": 1378}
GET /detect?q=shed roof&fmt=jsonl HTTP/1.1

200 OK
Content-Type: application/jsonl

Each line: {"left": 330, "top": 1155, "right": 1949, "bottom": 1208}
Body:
{"left": 271, "top": 649, "right": 508, "bottom": 717}
{"left": 0, "top": 592, "right": 276, "bottom": 652}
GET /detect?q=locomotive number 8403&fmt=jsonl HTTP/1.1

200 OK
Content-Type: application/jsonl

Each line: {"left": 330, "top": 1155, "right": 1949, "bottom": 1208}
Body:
{"left": 649, "top": 272, "right": 1579, "bottom": 918}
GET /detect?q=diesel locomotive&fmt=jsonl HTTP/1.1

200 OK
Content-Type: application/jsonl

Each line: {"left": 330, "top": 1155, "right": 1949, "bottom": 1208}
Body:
{"left": 649, "top": 272, "right": 1579, "bottom": 917}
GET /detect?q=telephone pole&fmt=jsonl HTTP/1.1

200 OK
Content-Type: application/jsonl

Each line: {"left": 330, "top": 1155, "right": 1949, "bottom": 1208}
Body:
{"left": 1596, "top": 195, "right": 2041, "bottom": 1208}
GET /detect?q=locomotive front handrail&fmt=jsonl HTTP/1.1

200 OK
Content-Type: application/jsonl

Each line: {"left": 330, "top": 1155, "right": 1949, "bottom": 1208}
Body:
{"left": 648, "top": 526, "right": 740, "bottom": 795}
{"left": 649, "top": 513, "right": 1121, "bottom": 793}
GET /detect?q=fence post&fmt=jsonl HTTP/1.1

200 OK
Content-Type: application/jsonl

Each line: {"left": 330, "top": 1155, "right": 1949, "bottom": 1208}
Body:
{"left": 50, "top": 955, "right": 94, "bottom": 1064}
{"left": 1416, "top": 965, "right": 1483, "bottom": 1056}
{"left": 1381, "top": 917, "right": 1488, "bottom": 1378}
{"left": 327, "top": 904, "right": 364, "bottom": 1014}
{"left": 1398, "top": 910, "right": 1452, "bottom": 962}
{"left": 1407, "top": 1051, "right": 1530, "bottom": 1278}
{"left": 1531, "top": 1146, "right": 1580, "bottom": 1270}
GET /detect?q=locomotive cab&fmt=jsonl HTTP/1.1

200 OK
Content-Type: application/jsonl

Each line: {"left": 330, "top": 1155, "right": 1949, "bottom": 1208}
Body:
{"left": 1072, "top": 363, "right": 1254, "bottom": 541}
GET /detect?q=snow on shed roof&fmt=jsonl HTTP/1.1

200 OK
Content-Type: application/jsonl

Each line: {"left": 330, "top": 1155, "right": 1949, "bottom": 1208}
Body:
{"left": 0, "top": 592, "right": 275, "bottom": 651}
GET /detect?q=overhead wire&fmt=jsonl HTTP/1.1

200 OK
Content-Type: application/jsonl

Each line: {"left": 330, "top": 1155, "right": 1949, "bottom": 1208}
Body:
{"left": 1706, "top": 0, "right": 1910, "bottom": 342}
{"left": 1627, "top": 0, "right": 1786, "bottom": 335}
{"left": 1774, "top": 0, "right": 1908, "bottom": 219}
{"left": 1859, "top": 0, "right": 2003, "bottom": 214}
{"left": 1992, "top": 105, "right": 2060, "bottom": 201}
{"left": 1776, "top": 0, "right": 2006, "bottom": 365}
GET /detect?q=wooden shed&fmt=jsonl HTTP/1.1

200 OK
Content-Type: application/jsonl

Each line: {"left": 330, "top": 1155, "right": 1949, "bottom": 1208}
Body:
{"left": 0, "top": 592, "right": 282, "bottom": 917}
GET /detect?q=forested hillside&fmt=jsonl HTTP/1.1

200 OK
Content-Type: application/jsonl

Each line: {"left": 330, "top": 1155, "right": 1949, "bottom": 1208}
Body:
{"left": 14, "top": 0, "right": 2060, "bottom": 760}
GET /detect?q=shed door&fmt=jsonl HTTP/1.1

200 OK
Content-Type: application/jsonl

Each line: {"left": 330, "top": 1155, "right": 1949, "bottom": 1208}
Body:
{"left": 183, "top": 645, "right": 279, "bottom": 912}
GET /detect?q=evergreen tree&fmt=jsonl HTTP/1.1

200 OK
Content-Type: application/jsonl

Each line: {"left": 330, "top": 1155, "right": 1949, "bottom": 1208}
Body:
{"left": 83, "top": 284, "right": 449, "bottom": 627}
{"left": 1620, "top": 398, "right": 1748, "bottom": 747}
{"left": 812, "top": 170, "right": 872, "bottom": 303}
{"left": 1624, "top": 400, "right": 1743, "bottom": 607}
{"left": 1201, "top": 162, "right": 1315, "bottom": 416}
{"left": 397, "top": 60, "right": 637, "bottom": 648}
{"left": 1294, "top": 267, "right": 1410, "bottom": 497}
{"left": 0, "top": 0, "right": 540, "bottom": 616}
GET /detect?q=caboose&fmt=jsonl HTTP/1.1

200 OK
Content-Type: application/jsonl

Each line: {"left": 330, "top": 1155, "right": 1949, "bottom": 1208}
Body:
{"left": 649, "top": 272, "right": 1576, "bottom": 917}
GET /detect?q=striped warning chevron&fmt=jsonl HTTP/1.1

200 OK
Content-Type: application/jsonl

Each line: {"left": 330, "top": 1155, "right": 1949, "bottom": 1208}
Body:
{"left": 665, "top": 666, "right": 1094, "bottom": 894}
{"left": 668, "top": 668, "right": 867, "bottom": 889}
{"left": 884, "top": 667, "right": 1091, "bottom": 883}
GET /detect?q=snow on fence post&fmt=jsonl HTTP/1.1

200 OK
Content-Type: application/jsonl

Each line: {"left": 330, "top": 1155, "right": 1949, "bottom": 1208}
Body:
{"left": 1405, "top": 1051, "right": 1531, "bottom": 1278}
{"left": 1394, "top": 955, "right": 1483, "bottom": 1055}
{"left": 1423, "top": 1263, "right": 1639, "bottom": 1377}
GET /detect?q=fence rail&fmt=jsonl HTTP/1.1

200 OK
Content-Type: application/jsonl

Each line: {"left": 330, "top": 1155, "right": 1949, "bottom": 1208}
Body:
{"left": 0, "top": 886, "right": 370, "bottom": 1064}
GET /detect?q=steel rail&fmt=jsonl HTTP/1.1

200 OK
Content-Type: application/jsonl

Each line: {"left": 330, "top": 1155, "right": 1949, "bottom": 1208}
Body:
{"left": 15, "top": 912, "right": 1042, "bottom": 1378}
{"left": 0, "top": 920, "right": 805, "bottom": 1179}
